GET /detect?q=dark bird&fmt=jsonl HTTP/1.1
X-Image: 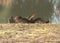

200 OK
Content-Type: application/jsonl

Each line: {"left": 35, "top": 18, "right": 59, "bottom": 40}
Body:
{"left": 14, "top": 16, "right": 29, "bottom": 23}
{"left": 8, "top": 16, "right": 15, "bottom": 23}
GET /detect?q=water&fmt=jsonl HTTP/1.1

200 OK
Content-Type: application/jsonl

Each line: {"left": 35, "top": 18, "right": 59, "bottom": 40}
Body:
{"left": 50, "top": 0, "right": 60, "bottom": 24}
{"left": 0, "top": 0, "right": 53, "bottom": 23}
{"left": 0, "top": 0, "right": 60, "bottom": 23}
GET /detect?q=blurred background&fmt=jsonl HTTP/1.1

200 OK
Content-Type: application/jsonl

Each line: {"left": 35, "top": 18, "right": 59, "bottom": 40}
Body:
{"left": 0, "top": 0, "right": 54, "bottom": 23}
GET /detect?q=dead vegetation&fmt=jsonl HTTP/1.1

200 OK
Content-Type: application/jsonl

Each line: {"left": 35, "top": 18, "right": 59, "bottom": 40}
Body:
{"left": 0, "top": 23, "right": 60, "bottom": 43}
{"left": 8, "top": 14, "right": 49, "bottom": 24}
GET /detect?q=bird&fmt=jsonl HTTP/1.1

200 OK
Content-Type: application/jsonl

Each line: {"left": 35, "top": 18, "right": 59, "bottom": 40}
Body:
{"left": 14, "top": 16, "right": 29, "bottom": 23}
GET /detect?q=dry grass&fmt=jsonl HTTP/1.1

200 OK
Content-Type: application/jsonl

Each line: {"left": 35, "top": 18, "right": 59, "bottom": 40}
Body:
{"left": 0, "top": 23, "right": 60, "bottom": 43}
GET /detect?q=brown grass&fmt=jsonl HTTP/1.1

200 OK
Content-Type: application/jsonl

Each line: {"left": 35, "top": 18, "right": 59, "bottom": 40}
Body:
{"left": 0, "top": 23, "right": 60, "bottom": 43}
